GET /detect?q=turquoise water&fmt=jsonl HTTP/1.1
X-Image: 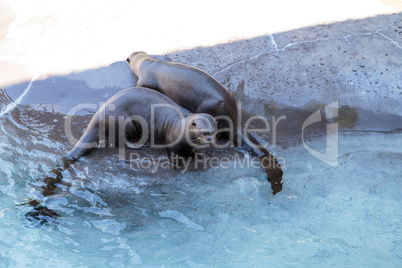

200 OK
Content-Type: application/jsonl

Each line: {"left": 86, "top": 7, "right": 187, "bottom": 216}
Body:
{"left": 0, "top": 104, "right": 401, "bottom": 267}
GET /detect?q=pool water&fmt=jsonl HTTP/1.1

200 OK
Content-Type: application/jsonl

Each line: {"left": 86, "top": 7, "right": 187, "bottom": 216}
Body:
{"left": 0, "top": 102, "right": 401, "bottom": 267}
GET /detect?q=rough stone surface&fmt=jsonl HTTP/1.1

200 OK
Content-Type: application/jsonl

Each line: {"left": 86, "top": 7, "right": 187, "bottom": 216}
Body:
{"left": 168, "top": 35, "right": 277, "bottom": 76}
{"left": 170, "top": 14, "right": 402, "bottom": 116}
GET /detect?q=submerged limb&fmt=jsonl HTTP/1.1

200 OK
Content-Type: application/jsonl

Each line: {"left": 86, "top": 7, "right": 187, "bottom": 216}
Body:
{"left": 20, "top": 156, "right": 75, "bottom": 223}
{"left": 237, "top": 128, "right": 284, "bottom": 195}
{"left": 42, "top": 120, "right": 101, "bottom": 196}
{"left": 18, "top": 199, "right": 60, "bottom": 225}
{"left": 22, "top": 156, "right": 80, "bottom": 223}
{"left": 22, "top": 200, "right": 60, "bottom": 224}
{"left": 22, "top": 118, "right": 101, "bottom": 222}
{"left": 41, "top": 157, "right": 76, "bottom": 196}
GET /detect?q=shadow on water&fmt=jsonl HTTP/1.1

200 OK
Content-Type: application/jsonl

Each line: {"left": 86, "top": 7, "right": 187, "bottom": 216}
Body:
{"left": 0, "top": 14, "right": 401, "bottom": 266}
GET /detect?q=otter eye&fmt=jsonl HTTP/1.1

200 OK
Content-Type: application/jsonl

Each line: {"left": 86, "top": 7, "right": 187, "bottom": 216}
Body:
{"left": 192, "top": 122, "right": 197, "bottom": 126}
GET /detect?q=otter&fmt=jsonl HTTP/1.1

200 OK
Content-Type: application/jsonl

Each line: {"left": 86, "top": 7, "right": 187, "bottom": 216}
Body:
{"left": 127, "top": 52, "right": 283, "bottom": 194}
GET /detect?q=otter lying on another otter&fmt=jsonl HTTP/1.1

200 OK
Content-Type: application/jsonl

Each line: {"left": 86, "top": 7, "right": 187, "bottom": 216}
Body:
{"left": 127, "top": 51, "right": 284, "bottom": 195}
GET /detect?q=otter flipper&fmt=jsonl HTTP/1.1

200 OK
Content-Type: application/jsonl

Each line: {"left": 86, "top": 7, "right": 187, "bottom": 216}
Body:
{"left": 237, "top": 128, "right": 283, "bottom": 195}
{"left": 42, "top": 112, "right": 102, "bottom": 196}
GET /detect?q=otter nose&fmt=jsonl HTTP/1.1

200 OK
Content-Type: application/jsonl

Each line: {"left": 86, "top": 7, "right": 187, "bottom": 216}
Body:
{"left": 206, "top": 134, "right": 216, "bottom": 143}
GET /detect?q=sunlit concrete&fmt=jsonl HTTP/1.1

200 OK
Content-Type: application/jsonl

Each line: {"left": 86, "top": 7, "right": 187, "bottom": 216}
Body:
{"left": 0, "top": 0, "right": 400, "bottom": 86}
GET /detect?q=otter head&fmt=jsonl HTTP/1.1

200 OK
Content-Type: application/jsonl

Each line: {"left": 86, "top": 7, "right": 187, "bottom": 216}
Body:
{"left": 126, "top": 51, "right": 147, "bottom": 64}
{"left": 186, "top": 114, "right": 217, "bottom": 145}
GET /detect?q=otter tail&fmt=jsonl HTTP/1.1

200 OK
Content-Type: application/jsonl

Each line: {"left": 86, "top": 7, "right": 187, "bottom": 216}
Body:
{"left": 237, "top": 128, "right": 283, "bottom": 195}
